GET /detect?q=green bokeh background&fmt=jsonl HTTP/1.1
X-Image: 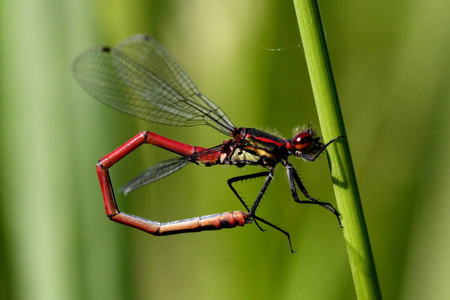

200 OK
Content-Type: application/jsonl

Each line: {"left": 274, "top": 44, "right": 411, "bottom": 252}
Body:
{"left": 1, "top": 1, "right": 449, "bottom": 299}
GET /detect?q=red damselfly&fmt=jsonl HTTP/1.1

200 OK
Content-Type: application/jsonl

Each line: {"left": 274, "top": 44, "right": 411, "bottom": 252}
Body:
{"left": 73, "top": 34, "right": 343, "bottom": 253}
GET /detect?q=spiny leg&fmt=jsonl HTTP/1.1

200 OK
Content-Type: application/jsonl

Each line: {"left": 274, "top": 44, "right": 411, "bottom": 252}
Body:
{"left": 228, "top": 172, "right": 270, "bottom": 212}
{"left": 228, "top": 172, "right": 270, "bottom": 231}
{"left": 229, "top": 172, "right": 296, "bottom": 252}
{"left": 252, "top": 215, "right": 295, "bottom": 253}
{"left": 250, "top": 172, "right": 274, "bottom": 216}
{"left": 285, "top": 163, "right": 342, "bottom": 227}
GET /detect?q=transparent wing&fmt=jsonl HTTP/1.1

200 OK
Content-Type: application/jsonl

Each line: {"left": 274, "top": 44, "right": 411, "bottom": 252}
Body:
{"left": 73, "top": 34, "right": 236, "bottom": 135}
{"left": 120, "top": 157, "right": 191, "bottom": 195}
{"left": 120, "top": 144, "right": 224, "bottom": 194}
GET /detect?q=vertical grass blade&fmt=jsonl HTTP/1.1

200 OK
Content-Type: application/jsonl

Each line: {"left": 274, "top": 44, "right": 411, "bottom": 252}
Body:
{"left": 293, "top": 1, "right": 382, "bottom": 299}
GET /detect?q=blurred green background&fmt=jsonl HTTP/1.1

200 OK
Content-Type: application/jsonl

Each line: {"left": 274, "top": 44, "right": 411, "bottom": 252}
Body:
{"left": 1, "top": 1, "right": 449, "bottom": 299}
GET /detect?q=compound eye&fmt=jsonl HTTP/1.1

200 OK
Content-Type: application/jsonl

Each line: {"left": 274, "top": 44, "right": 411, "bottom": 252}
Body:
{"left": 293, "top": 132, "right": 314, "bottom": 152}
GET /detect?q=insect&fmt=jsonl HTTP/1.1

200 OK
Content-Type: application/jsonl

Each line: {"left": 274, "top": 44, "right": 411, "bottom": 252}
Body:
{"left": 73, "top": 34, "right": 342, "bottom": 252}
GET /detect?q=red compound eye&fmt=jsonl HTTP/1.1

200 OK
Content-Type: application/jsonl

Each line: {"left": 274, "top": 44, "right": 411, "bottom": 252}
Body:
{"left": 293, "top": 132, "right": 313, "bottom": 152}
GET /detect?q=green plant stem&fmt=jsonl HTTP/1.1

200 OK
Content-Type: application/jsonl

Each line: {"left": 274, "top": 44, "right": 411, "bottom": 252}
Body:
{"left": 293, "top": 1, "right": 382, "bottom": 299}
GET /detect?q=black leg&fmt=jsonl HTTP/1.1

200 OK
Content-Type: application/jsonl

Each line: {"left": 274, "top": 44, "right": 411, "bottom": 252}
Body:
{"left": 227, "top": 172, "right": 269, "bottom": 212}
{"left": 249, "top": 172, "right": 274, "bottom": 216}
{"left": 252, "top": 215, "right": 295, "bottom": 253}
{"left": 228, "top": 170, "right": 301, "bottom": 253}
{"left": 227, "top": 172, "right": 270, "bottom": 231}
{"left": 286, "top": 163, "right": 342, "bottom": 227}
